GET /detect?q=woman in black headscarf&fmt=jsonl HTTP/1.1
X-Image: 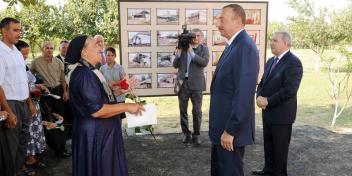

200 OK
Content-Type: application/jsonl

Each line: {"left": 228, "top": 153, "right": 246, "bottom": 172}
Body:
{"left": 66, "top": 35, "right": 144, "bottom": 176}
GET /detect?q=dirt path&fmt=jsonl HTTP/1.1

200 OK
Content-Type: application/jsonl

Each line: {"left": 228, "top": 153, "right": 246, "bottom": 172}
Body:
{"left": 36, "top": 125, "right": 352, "bottom": 176}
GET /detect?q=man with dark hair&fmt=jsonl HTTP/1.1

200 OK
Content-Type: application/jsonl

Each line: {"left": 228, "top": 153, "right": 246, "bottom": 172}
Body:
{"left": 209, "top": 4, "right": 259, "bottom": 176}
{"left": 56, "top": 40, "right": 69, "bottom": 63}
{"left": 173, "top": 28, "right": 209, "bottom": 145}
{"left": 0, "top": 17, "right": 37, "bottom": 176}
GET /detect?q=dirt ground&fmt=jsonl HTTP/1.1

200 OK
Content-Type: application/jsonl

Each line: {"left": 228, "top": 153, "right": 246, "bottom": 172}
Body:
{"left": 35, "top": 125, "right": 352, "bottom": 176}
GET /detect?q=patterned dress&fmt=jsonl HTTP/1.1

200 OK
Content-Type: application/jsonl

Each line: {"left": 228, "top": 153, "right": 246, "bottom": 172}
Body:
{"left": 26, "top": 71, "right": 46, "bottom": 156}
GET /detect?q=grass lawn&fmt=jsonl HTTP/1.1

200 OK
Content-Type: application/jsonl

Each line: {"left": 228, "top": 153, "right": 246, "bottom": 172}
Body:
{"left": 141, "top": 49, "right": 352, "bottom": 132}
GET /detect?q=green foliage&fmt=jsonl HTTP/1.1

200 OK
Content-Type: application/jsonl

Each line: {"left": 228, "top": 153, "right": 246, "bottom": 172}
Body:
{"left": 0, "top": 0, "right": 119, "bottom": 55}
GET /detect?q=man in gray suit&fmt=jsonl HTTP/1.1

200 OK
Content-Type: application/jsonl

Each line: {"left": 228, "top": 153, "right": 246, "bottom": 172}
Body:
{"left": 173, "top": 28, "right": 209, "bottom": 145}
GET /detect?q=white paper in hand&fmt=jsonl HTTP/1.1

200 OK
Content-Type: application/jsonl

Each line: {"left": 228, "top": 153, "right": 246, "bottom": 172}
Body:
{"left": 126, "top": 104, "right": 157, "bottom": 128}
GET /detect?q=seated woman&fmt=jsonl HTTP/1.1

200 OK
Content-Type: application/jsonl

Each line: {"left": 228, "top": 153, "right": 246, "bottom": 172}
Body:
{"left": 66, "top": 35, "right": 144, "bottom": 176}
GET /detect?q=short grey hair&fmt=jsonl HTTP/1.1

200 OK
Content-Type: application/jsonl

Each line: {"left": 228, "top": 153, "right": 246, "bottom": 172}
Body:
{"left": 94, "top": 34, "right": 104, "bottom": 40}
{"left": 274, "top": 31, "right": 292, "bottom": 47}
{"left": 191, "top": 28, "right": 204, "bottom": 38}
{"left": 41, "top": 41, "right": 53, "bottom": 49}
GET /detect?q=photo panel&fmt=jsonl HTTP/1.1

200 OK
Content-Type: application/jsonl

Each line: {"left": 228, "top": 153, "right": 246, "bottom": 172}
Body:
{"left": 245, "top": 9, "right": 261, "bottom": 25}
{"left": 127, "top": 8, "right": 151, "bottom": 25}
{"left": 128, "top": 31, "right": 151, "bottom": 47}
{"left": 247, "top": 30, "right": 260, "bottom": 44}
{"left": 157, "top": 73, "right": 177, "bottom": 88}
{"left": 157, "top": 31, "right": 179, "bottom": 46}
{"left": 185, "top": 9, "right": 207, "bottom": 25}
{"left": 212, "top": 51, "right": 223, "bottom": 66}
{"left": 212, "top": 30, "right": 227, "bottom": 46}
{"left": 129, "top": 73, "right": 152, "bottom": 89}
{"left": 201, "top": 30, "right": 207, "bottom": 45}
{"left": 213, "top": 9, "right": 221, "bottom": 25}
{"left": 128, "top": 52, "right": 152, "bottom": 68}
{"left": 157, "top": 52, "right": 176, "bottom": 68}
{"left": 157, "top": 9, "right": 179, "bottom": 25}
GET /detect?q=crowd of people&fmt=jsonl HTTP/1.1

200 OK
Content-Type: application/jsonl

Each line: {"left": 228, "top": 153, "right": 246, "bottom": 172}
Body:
{"left": 0, "top": 3, "right": 303, "bottom": 176}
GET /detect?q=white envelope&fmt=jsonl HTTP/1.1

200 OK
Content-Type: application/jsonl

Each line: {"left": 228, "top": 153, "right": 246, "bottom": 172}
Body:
{"left": 126, "top": 104, "right": 157, "bottom": 128}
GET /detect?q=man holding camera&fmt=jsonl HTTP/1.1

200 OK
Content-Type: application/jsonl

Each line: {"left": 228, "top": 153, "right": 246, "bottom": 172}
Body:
{"left": 173, "top": 28, "right": 209, "bottom": 146}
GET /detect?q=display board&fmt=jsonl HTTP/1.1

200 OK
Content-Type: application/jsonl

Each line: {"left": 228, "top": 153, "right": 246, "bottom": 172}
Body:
{"left": 119, "top": 0, "right": 268, "bottom": 96}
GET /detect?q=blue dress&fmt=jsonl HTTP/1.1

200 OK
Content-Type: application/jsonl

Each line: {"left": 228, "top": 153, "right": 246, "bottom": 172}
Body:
{"left": 69, "top": 65, "right": 128, "bottom": 176}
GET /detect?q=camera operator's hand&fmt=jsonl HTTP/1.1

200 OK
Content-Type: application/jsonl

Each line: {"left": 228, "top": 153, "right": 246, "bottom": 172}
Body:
{"left": 188, "top": 46, "right": 193, "bottom": 53}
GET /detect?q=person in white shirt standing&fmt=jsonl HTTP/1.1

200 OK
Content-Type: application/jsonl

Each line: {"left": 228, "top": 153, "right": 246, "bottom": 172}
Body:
{"left": 0, "top": 17, "right": 36, "bottom": 176}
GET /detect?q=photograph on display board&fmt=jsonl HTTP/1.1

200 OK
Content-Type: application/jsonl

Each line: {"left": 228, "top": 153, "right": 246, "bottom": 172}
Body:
{"left": 128, "top": 31, "right": 151, "bottom": 47}
{"left": 185, "top": 9, "right": 207, "bottom": 25}
{"left": 157, "top": 73, "right": 176, "bottom": 88}
{"left": 157, "top": 9, "right": 179, "bottom": 25}
{"left": 213, "top": 9, "right": 221, "bottom": 25}
{"left": 127, "top": 8, "right": 151, "bottom": 25}
{"left": 128, "top": 52, "right": 152, "bottom": 68}
{"left": 212, "top": 30, "right": 227, "bottom": 46}
{"left": 245, "top": 9, "right": 261, "bottom": 25}
{"left": 212, "top": 51, "right": 223, "bottom": 66}
{"left": 157, "top": 52, "right": 176, "bottom": 68}
{"left": 201, "top": 30, "right": 207, "bottom": 45}
{"left": 247, "top": 30, "right": 260, "bottom": 44}
{"left": 129, "top": 73, "right": 152, "bottom": 89}
{"left": 157, "top": 31, "right": 179, "bottom": 46}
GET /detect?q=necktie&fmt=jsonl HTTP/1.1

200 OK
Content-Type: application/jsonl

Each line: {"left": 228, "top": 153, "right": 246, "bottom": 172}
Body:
{"left": 269, "top": 57, "right": 279, "bottom": 74}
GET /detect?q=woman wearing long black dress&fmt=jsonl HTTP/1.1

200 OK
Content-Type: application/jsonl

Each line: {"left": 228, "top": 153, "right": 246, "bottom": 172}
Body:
{"left": 66, "top": 36, "right": 144, "bottom": 176}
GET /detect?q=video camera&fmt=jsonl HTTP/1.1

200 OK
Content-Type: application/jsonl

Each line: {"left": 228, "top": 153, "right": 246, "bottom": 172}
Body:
{"left": 177, "top": 24, "right": 196, "bottom": 50}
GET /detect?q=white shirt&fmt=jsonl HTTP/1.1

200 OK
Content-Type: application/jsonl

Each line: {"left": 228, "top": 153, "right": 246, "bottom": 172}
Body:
{"left": 227, "top": 28, "right": 245, "bottom": 46}
{"left": 0, "top": 41, "right": 29, "bottom": 100}
{"left": 276, "top": 49, "right": 290, "bottom": 62}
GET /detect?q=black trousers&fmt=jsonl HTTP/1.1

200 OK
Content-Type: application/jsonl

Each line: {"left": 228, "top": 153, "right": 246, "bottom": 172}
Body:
{"left": 0, "top": 124, "right": 16, "bottom": 176}
{"left": 177, "top": 80, "right": 203, "bottom": 136}
{"left": 7, "top": 100, "right": 30, "bottom": 173}
{"left": 211, "top": 144, "right": 245, "bottom": 176}
{"left": 263, "top": 121, "right": 292, "bottom": 176}
{"left": 41, "top": 85, "right": 67, "bottom": 153}
{"left": 43, "top": 128, "right": 66, "bottom": 154}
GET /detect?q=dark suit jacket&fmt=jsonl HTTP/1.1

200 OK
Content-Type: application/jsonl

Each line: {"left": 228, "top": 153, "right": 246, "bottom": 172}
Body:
{"left": 257, "top": 51, "right": 303, "bottom": 124}
{"left": 209, "top": 30, "right": 259, "bottom": 146}
{"left": 173, "top": 44, "right": 209, "bottom": 91}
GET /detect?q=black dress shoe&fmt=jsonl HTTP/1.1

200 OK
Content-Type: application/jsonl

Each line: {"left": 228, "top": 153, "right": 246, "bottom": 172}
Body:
{"left": 192, "top": 135, "right": 201, "bottom": 146}
{"left": 252, "top": 170, "right": 273, "bottom": 175}
{"left": 182, "top": 134, "right": 192, "bottom": 143}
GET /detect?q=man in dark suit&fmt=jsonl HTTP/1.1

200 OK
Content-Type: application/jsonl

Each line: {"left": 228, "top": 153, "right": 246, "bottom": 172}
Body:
{"left": 253, "top": 31, "right": 303, "bottom": 176}
{"left": 209, "top": 4, "right": 259, "bottom": 176}
{"left": 173, "top": 28, "right": 209, "bottom": 145}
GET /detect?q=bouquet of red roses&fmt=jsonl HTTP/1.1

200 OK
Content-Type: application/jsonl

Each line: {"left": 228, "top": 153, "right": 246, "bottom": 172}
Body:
{"left": 114, "top": 79, "right": 156, "bottom": 141}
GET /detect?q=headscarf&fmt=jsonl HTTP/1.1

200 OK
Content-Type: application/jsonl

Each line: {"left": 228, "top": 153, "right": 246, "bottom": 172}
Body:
{"left": 66, "top": 35, "right": 88, "bottom": 64}
{"left": 65, "top": 35, "right": 116, "bottom": 103}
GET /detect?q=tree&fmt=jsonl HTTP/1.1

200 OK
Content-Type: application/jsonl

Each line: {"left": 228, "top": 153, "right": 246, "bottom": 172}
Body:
{"left": 60, "top": 0, "right": 119, "bottom": 46}
{"left": 0, "top": 0, "right": 61, "bottom": 58}
{"left": 287, "top": 0, "right": 337, "bottom": 72}
{"left": 325, "top": 47, "right": 352, "bottom": 127}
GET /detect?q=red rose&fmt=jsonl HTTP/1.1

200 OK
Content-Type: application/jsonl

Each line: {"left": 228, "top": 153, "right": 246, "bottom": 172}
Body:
{"left": 114, "top": 79, "right": 129, "bottom": 90}
{"left": 30, "top": 90, "right": 41, "bottom": 98}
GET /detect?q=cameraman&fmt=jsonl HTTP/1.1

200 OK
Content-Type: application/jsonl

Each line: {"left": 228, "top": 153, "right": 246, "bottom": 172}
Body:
{"left": 173, "top": 28, "right": 209, "bottom": 145}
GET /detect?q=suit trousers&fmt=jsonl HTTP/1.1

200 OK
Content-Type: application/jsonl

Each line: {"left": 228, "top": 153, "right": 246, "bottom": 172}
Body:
{"left": 177, "top": 80, "right": 203, "bottom": 136}
{"left": 7, "top": 100, "right": 30, "bottom": 173}
{"left": 211, "top": 144, "right": 245, "bottom": 176}
{"left": 263, "top": 121, "right": 292, "bottom": 176}
{"left": 0, "top": 125, "right": 16, "bottom": 176}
